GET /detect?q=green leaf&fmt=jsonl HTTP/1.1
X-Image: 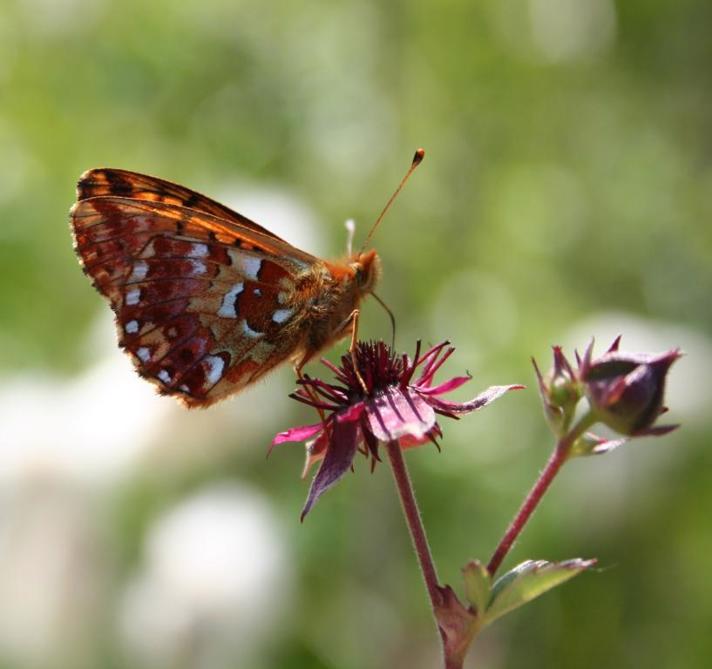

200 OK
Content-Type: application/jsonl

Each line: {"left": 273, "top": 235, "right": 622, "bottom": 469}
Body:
{"left": 462, "top": 560, "right": 491, "bottom": 615}
{"left": 484, "top": 558, "right": 596, "bottom": 626}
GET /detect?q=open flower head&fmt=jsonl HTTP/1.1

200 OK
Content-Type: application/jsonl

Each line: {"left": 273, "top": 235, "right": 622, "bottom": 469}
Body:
{"left": 272, "top": 341, "right": 523, "bottom": 519}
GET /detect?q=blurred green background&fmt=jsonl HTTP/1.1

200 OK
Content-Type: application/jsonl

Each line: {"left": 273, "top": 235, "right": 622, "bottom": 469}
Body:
{"left": 0, "top": 0, "right": 710, "bottom": 667}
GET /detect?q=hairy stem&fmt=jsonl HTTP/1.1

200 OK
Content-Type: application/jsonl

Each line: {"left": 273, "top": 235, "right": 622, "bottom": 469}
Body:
{"left": 386, "top": 441, "right": 442, "bottom": 608}
{"left": 386, "top": 441, "right": 462, "bottom": 667}
{"left": 487, "top": 414, "right": 594, "bottom": 576}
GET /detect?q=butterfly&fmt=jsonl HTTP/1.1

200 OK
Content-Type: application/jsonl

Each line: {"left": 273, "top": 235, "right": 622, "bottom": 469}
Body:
{"left": 70, "top": 151, "right": 423, "bottom": 408}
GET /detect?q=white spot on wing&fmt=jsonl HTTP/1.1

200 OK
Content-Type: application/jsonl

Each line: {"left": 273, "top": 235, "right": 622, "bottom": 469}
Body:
{"left": 218, "top": 282, "right": 244, "bottom": 318}
{"left": 241, "top": 320, "right": 263, "bottom": 339}
{"left": 272, "top": 308, "right": 294, "bottom": 324}
{"left": 236, "top": 255, "right": 262, "bottom": 280}
{"left": 136, "top": 347, "right": 151, "bottom": 363}
{"left": 125, "top": 320, "right": 139, "bottom": 334}
{"left": 190, "top": 243, "right": 209, "bottom": 257}
{"left": 158, "top": 369, "right": 172, "bottom": 384}
{"left": 189, "top": 259, "right": 207, "bottom": 275}
{"left": 129, "top": 261, "right": 148, "bottom": 282}
{"left": 126, "top": 288, "right": 141, "bottom": 306}
{"left": 204, "top": 355, "right": 225, "bottom": 385}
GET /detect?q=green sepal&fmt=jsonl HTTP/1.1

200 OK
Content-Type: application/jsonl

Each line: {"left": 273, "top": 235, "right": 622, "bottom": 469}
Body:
{"left": 462, "top": 560, "right": 491, "bottom": 615}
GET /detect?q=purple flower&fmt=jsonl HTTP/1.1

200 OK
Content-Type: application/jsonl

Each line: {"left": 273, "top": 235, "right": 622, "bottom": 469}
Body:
{"left": 533, "top": 336, "right": 682, "bottom": 454}
{"left": 579, "top": 337, "right": 682, "bottom": 438}
{"left": 272, "top": 341, "right": 523, "bottom": 519}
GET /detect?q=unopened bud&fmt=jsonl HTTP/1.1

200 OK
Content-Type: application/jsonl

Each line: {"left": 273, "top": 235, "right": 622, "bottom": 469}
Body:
{"left": 579, "top": 339, "right": 681, "bottom": 437}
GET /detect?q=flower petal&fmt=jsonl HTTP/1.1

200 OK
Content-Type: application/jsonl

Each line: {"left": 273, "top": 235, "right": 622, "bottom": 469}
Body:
{"left": 335, "top": 401, "right": 366, "bottom": 423}
{"left": 301, "top": 418, "right": 360, "bottom": 520}
{"left": 271, "top": 422, "right": 324, "bottom": 447}
{"left": 365, "top": 386, "right": 436, "bottom": 442}
{"left": 632, "top": 423, "right": 680, "bottom": 437}
{"left": 301, "top": 431, "right": 330, "bottom": 478}
{"left": 429, "top": 384, "right": 524, "bottom": 415}
{"left": 415, "top": 375, "right": 472, "bottom": 396}
{"left": 398, "top": 432, "right": 434, "bottom": 449}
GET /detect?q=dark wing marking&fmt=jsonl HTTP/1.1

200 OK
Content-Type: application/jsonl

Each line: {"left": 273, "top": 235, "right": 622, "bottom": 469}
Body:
{"left": 76, "top": 167, "right": 289, "bottom": 243}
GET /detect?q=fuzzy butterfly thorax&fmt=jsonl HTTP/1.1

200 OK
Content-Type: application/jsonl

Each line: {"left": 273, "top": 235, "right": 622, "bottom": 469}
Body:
{"left": 70, "top": 168, "right": 381, "bottom": 408}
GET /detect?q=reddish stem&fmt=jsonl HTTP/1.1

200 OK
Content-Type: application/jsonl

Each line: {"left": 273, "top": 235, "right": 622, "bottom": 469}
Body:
{"left": 386, "top": 441, "right": 442, "bottom": 608}
{"left": 387, "top": 442, "right": 475, "bottom": 669}
{"left": 487, "top": 415, "right": 593, "bottom": 576}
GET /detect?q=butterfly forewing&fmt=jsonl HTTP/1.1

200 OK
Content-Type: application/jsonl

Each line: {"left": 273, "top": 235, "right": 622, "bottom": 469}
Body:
{"left": 77, "top": 168, "right": 288, "bottom": 242}
{"left": 71, "top": 174, "right": 329, "bottom": 407}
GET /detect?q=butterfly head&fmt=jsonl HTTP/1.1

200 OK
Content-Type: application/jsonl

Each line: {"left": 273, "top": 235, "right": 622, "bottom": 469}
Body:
{"left": 351, "top": 249, "right": 381, "bottom": 294}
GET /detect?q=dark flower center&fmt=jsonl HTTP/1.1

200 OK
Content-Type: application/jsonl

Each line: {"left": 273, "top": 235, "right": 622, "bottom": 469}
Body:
{"left": 338, "top": 341, "right": 408, "bottom": 399}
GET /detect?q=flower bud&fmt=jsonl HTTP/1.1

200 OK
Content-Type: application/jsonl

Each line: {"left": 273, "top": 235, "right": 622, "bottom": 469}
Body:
{"left": 579, "top": 339, "right": 681, "bottom": 437}
{"left": 533, "top": 346, "right": 581, "bottom": 435}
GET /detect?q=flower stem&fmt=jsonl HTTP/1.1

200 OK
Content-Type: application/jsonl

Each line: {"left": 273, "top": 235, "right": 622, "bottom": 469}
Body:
{"left": 487, "top": 413, "right": 595, "bottom": 577}
{"left": 387, "top": 442, "right": 480, "bottom": 669}
{"left": 386, "top": 441, "right": 442, "bottom": 609}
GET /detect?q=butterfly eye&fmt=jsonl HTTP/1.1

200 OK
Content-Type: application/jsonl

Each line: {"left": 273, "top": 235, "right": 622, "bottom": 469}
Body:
{"left": 353, "top": 250, "right": 380, "bottom": 292}
{"left": 354, "top": 264, "right": 366, "bottom": 284}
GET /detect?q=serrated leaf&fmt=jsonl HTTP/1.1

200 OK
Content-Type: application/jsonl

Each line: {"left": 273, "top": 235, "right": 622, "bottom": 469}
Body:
{"left": 484, "top": 558, "right": 596, "bottom": 626}
{"left": 462, "top": 560, "right": 491, "bottom": 615}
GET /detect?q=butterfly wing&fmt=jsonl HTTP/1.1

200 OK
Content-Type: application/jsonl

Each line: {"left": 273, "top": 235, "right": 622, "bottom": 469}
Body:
{"left": 77, "top": 168, "right": 289, "bottom": 242}
{"left": 71, "top": 192, "right": 324, "bottom": 407}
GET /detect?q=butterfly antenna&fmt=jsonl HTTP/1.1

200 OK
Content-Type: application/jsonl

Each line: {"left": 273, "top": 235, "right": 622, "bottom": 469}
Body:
{"left": 359, "top": 148, "right": 425, "bottom": 254}
{"left": 371, "top": 292, "right": 397, "bottom": 348}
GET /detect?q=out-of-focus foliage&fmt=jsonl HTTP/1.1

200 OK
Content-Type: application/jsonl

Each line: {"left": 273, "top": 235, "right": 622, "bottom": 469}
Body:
{"left": 0, "top": 0, "right": 710, "bottom": 667}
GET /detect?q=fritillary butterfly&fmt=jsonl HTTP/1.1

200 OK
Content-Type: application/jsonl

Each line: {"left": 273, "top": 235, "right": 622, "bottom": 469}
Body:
{"left": 70, "top": 151, "right": 423, "bottom": 407}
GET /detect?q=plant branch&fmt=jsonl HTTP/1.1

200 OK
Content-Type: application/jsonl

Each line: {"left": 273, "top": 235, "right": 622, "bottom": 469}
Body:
{"left": 487, "top": 413, "right": 595, "bottom": 577}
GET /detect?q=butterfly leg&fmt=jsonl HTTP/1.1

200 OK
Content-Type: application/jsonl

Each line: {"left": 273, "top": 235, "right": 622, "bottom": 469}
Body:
{"left": 293, "top": 363, "right": 334, "bottom": 476}
{"left": 347, "top": 309, "right": 369, "bottom": 394}
{"left": 294, "top": 363, "right": 324, "bottom": 418}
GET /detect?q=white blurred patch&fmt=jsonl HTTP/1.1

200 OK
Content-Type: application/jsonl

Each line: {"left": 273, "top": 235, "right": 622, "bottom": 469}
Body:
{"left": 0, "top": 312, "right": 172, "bottom": 486}
{"left": 217, "top": 182, "right": 324, "bottom": 256}
{"left": 489, "top": 0, "right": 616, "bottom": 63}
{"left": 18, "top": 0, "right": 106, "bottom": 36}
{"left": 119, "top": 483, "right": 291, "bottom": 669}
{"left": 0, "top": 482, "right": 107, "bottom": 666}
{"left": 529, "top": 0, "right": 617, "bottom": 62}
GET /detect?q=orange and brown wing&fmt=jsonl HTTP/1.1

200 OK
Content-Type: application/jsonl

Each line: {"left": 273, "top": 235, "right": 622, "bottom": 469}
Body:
{"left": 71, "top": 194, "right": 322, "bottom": 407}
{"left": 77, "top": 168, "right": 288, "bottom": 243}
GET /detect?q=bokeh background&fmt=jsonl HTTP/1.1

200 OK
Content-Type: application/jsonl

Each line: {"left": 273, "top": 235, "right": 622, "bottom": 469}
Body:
{"left": 1, "top": 0, "right": 710, "bottom": 667}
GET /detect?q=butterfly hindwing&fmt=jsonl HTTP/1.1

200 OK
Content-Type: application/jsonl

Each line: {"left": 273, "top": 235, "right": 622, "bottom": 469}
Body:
{"left": 71, "top": 191, "right": 322, "bottom": 406}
